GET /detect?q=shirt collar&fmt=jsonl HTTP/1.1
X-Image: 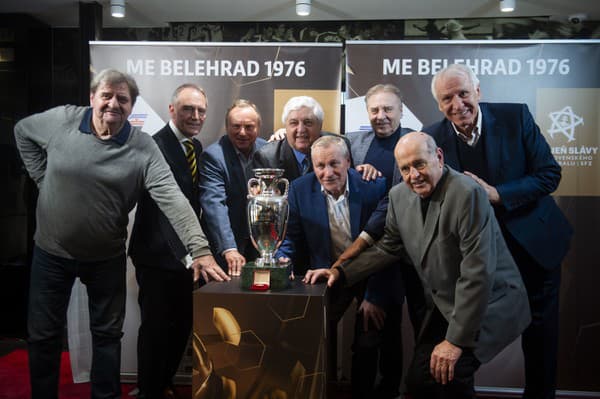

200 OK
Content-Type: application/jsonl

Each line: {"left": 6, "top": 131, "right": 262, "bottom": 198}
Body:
{"left": 79, "top": 108, "right": 131, "bottom": 145}
{"left": 320, "top": 173, "right": 350, "bottom": 202}
{"left": 233, "top": 142, "right": 257, "bottom": 160}
{"left": 450, "top": 105, "right": 482, "bottom": 146}
{"left": 169, "top": 120, "right": 191, "bottom": 144}
{"left": 292, "top": 146, "right": 308, "bottom": 166}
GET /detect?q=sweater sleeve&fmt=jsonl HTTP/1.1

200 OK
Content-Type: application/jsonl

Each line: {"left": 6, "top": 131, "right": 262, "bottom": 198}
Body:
{"left": 142, "top": 136, "right": 212, "bottom": 259}
{"left": 14, "top": 106, "right": 68, "bottom": 188}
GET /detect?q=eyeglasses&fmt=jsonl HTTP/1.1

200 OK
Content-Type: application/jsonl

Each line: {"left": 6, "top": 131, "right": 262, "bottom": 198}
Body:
{"left": 181, "top": 106, "right": 207, "bottom": 118}
{"left": 399, "top": 160, "right": 428, "bottom": 176}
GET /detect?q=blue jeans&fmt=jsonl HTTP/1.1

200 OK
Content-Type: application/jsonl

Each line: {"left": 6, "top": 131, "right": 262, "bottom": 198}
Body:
{"left": 27, "top": 246, "right": 126, "bottom": 399}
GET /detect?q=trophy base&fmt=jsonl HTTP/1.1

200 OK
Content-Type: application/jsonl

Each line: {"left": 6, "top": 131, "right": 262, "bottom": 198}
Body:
{"left": 240, "top": 261, "right": 292, "bottom": 291}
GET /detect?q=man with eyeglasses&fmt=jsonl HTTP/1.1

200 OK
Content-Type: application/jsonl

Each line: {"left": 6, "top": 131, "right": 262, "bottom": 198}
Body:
{"left": 198, "top": 99, "right": 267, "bottom": 276}
{"left": 129, "top": 83, "right": 228, "bottom": 399}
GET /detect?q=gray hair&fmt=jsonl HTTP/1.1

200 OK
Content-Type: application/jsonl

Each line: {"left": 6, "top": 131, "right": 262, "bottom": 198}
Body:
{"left": 281, "top": 96, "right": 324, "bottom": 125}
{"left": 423, "top": 133, "right": 438, "bottom": 155}
{"left": 431, "top": 64, "right": 480, "bottom": 102}
{"left": 311, "top": 134, "right": 349, "bottom": 159}
{"left": 225, "top": 99, "right": 262, "bottom": 128}
{"left": 90, "top": 69, "right": 139, "bottom": 105}
{"left": 171, "top": 83, "right": 206, "bottom": 106}
{"left": 364, "top": 83, "right": 403, "bottom": 104}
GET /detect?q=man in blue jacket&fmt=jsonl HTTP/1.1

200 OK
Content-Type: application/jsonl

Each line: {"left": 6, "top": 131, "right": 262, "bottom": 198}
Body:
{"left": 277, "top": 135, "right": 393, "bottom": 398}
{"left": 424, "top": 64, "right": 573, "bottom": 399}
{"left": 199, "top": 99, "right": 267, "bottom": 275}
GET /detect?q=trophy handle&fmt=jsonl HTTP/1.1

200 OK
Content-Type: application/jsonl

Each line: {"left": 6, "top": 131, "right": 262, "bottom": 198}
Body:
{"left": 247, "top": 177, "right": 261, "bottom": 196}
{"left": 278, "top": 178, "right": 290, "bottom": 196}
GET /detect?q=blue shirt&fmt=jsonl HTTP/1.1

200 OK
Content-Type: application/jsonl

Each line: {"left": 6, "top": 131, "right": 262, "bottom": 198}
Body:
{"left": 292, "top": 147, "right": 309, "bottom": 174}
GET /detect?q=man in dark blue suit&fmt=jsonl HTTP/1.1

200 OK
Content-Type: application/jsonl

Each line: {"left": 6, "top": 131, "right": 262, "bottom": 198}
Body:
{"left": 424, "top": 64, "right": 573, "bottom": 399}
{"left": 199, "top": 99, "right": 267, "bottom": 275}
{"left": 129, "top": 84, "right": 229, "bottom": 399}
{"left": 277, "top": 135, "right": 391, "bottom": 398}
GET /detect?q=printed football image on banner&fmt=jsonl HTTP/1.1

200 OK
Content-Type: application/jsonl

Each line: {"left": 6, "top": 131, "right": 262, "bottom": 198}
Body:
{"left": 537, "top": 88, "right": 599, "bottom": 196}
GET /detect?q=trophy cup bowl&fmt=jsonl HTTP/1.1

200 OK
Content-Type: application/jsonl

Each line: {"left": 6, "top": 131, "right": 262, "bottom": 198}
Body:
{"left": 241, "top": 168, "right": 291, "bottom": 291}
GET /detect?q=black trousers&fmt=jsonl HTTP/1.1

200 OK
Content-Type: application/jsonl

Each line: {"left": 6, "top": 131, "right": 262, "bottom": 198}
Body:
{"left": 352, "top": 303, "right": 403, "bottom": 399}
{"left": 135, "top": 265, "right": 194, "bottom": 399}
{"left": 503, "top": 231, "right": 561, "bottom": 399}
{"left": 329, "top": 282, "right": 404, "bottom": 399}
{"left": 28, "top": 246, "right": 125, "bottom": 399}
{"left": 405, "top": 307, "right": 481, "bottom": 399}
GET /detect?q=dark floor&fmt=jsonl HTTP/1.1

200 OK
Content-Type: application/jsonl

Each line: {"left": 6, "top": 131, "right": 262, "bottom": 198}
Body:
{"left": 1, "top": 337, "right": 590, "bottom": 399}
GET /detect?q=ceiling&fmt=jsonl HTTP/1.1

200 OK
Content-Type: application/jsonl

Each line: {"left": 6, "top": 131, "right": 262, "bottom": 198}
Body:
{"left": 1, "top": 0, "right": 598, "bottom": 28}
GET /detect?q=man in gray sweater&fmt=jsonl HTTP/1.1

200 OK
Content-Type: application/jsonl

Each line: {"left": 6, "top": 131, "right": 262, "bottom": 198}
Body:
{"left": 14, "top": 69, "right": 229, "bottom": 399}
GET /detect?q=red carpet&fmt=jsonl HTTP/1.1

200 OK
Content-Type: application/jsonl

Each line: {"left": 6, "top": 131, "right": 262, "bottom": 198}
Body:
{"left": 0, "top": 349, "right": 137, "bottom": 399}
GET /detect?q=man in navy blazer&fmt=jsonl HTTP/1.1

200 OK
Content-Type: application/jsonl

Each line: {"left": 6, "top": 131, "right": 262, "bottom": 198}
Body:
{"left": 277, "top": 135, "right": 393, "bottom": 398}
{"left": 129, "top": 84, "right": 229, "bottom": 398}
{"left": 425, "top": 64, "right": 573, "bottom": 399}
{"left": 199, "top": 99, "right": 267, "bottom": 275}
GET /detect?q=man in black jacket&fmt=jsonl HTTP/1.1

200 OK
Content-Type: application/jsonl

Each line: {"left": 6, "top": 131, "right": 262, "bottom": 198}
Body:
{"left": 129, "top": 84, "right": 227, "bottom": 399}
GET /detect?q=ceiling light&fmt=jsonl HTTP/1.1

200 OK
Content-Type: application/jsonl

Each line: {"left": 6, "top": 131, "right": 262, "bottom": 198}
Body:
{"left": 500, "top": 0, "right": 515, "bottom": 12}
{"left": 296, "top": 0, "right": 311, "bottom": 16}
{"left": 111, "top": 0, "right": 125, "bottom": 18}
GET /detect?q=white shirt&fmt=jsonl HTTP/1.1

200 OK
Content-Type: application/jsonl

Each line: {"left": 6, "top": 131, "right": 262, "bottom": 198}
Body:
{"left": 168, "top": 120, "right": 194, "bottom": 154}
{"left": 450, "top": 105, "right": 483, "bottom": 147}
{"left": 322, "top": 180, "right": 352, "bottom": 260}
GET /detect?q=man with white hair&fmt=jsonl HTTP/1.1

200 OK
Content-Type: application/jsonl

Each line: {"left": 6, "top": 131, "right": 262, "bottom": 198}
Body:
{"left": 253, "top": 95, "right": 352, "bottom": 181}
{"left": 425, "top": 63, "right": 572, "bottom": 399}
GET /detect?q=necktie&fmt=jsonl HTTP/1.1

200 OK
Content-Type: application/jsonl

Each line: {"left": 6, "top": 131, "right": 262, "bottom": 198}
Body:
{"left": 183, "top": 140, "right": 198, "bottom": 183}
{"left": 301, "top": 157, "right": 309, "bottom": 175}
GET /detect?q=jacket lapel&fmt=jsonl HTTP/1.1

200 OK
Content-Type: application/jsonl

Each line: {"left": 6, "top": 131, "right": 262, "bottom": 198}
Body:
{"left": 440, "top": 120, "right": 461, "bottom": 172}
{"left": 417, "top": 169, "right": 448, "bottom": 266}
{"left": 480, "top": 104, "right": 502, "bottom": 184}
{"left": 281, "top": 139, "right": 301, "bottom": 180}
{"left": 310, "top": 177, "right": 331, "bottom": 258}
{"left": 157, "top": 127, "right": 193, "bottom": 196}
{"left": 347, "top": 174, "right": 361, "bottom": 239}
{"left": 222, "top": 136, "right": 247, "bottom": 191}
{"left": 354, "top": 132, "right": 375, "bottom": 166}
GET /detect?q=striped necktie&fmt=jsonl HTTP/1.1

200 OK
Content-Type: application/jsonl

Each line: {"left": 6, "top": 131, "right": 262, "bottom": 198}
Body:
{"left": 183, "top": 140, "right": 198, "bottom": 183}
{"left": 301, "top": 157, "right": 310, "bottom": 175}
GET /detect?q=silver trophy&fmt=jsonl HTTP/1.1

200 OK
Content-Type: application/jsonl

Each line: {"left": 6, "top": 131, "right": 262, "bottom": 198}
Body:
{"left": 247, "top": 168, "right": 289, "bottom": 266}
{"left": 242, "top": 168, "right": 290, "bottom": 290}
